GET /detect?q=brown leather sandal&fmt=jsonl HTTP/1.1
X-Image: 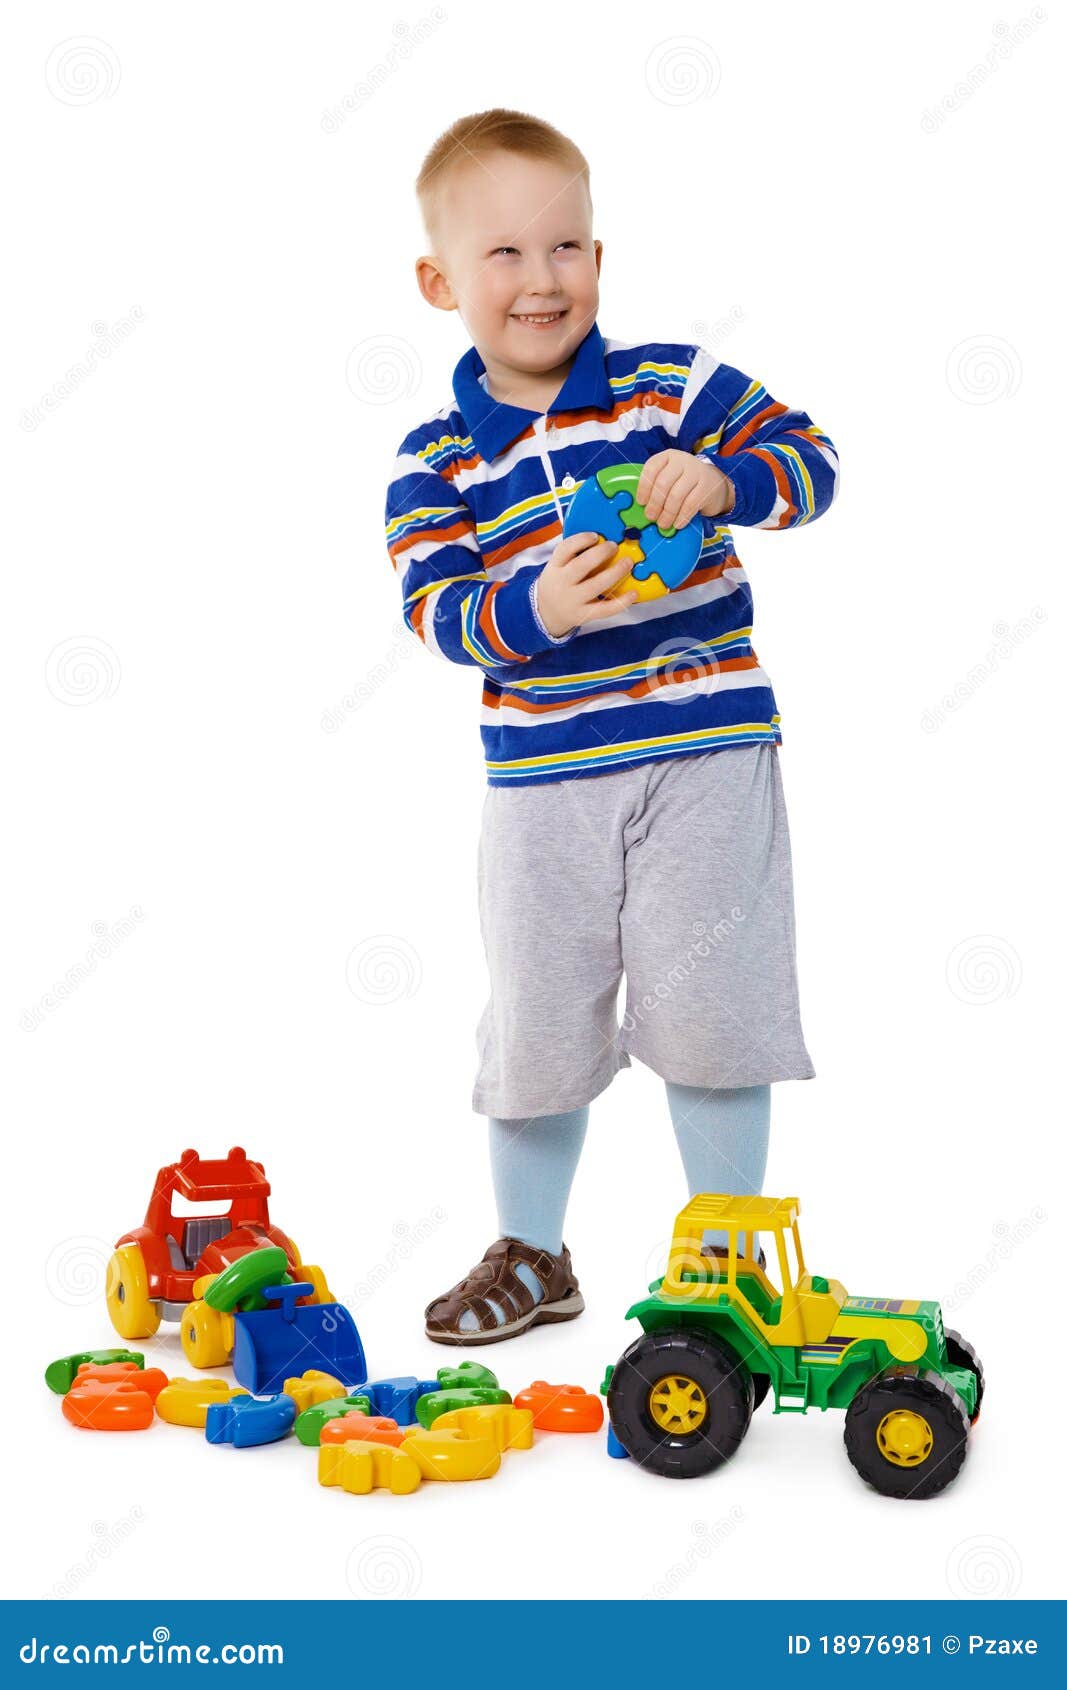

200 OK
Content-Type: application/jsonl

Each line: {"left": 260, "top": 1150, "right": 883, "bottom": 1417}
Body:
{"left": 424, "top": 1237, "right": 585, "bottom": 1346}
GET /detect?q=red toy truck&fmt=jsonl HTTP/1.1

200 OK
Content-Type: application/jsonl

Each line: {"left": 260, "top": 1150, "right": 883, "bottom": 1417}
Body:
{"left": 105, "top": 1147, "right": 331, "bottom": 1347}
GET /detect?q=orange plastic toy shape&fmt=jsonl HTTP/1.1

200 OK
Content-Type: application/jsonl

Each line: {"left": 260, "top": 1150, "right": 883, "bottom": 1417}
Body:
{"left": 282, "top": 1370, "right": 348, "bottom": 1415}
{"left": 319, "top": 1441, "right": 422, "bottom": 1496}
{"left": 514, "top": 1380, "right": 604, "bottom": 1432}
{"left": 402, "top": 1426, "right": 501, "bottom": 1482}
{"left": 76, "top": 1361, "right": 168, "bottom": 1397}
{"left": 432, "top": 1403, "right": 534, "bottom": 1451}
{"left": 320, "top": 1413, "right": 404, "bottom": 1449}
{"left": 156, "top": 1377, "right": 248, "bottom": 1429}
{"left": 62, "top": 1364, "right": 168, "bottom": 1432}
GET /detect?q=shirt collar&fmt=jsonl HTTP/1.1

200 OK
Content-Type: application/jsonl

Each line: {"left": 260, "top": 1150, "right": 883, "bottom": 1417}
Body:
{"left": 452, "top": 320, "right": 613, "bottom": 462}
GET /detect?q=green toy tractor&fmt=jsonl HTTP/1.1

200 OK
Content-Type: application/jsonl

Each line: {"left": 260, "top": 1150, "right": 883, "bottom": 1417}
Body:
{"left": 605, "top": 1195, "right": 984, "bottom": 1499}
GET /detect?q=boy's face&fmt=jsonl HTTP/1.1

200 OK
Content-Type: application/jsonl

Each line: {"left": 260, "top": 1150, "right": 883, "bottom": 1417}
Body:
{"left": 416, "top": 150, "right": 602, "bottom": 383}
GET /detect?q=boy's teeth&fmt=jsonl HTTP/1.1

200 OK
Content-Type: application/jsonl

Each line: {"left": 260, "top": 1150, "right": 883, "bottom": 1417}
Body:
{"left": 515, "top": 312, "right": 564, "bottom": 322}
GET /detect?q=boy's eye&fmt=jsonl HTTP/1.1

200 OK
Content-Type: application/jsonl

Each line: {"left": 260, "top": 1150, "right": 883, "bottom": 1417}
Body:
{"left": 490, "top": 242, "right": 581, "bottom": 256}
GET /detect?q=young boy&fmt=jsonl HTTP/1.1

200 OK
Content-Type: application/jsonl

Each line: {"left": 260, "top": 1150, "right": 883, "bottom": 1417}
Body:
{"left": 385, "top": 109, "right": 839, "bottom": 1345}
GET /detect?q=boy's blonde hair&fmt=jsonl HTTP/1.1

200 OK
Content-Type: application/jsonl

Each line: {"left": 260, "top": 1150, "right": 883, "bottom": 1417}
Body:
{"left": 416, "top": 108, "right": 590, "bottom": 247}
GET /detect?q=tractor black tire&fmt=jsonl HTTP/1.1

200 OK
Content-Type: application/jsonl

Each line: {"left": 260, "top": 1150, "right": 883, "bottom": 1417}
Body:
{"left": 844, "top": 1370, "right": 970, "bottom": 1500}
{"left": 608, "top": 1328, "right": 753, "bottom": 1479}
{"left": 944, "top": 1328, "right": 985, "bottom": 1422}
{"left": 751, "top": 1373, "right": 772, "bottom": 1411}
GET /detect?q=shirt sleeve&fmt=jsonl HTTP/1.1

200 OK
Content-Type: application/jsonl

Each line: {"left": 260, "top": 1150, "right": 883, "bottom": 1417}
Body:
{"left": 675, "top": 348, "right": 840, "bottom": 529}
{"left": 385, "top": 456, "right": 574, "bottom": 670}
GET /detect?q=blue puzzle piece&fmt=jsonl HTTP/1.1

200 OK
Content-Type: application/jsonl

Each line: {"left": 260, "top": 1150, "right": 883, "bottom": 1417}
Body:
{"left": 606, "top": 1424, "right": 631, "bottom": 1460}
{"left": 356, "top": 1376, "right": 439, "bottom": 1425}
{"left": 231, "top": 1283, "right": 367, "bottom": 1397}
{"left": 205, "top": 1392, "right": 295, "bottom": 1448}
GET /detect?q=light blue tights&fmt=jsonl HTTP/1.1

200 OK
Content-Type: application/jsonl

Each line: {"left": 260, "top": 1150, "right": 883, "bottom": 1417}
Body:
{"left": 460, "top": 1085, "right": 770, "bottom": 1332}
{"left": 489, "top": 1082, "right": 771, "bottom": 1260}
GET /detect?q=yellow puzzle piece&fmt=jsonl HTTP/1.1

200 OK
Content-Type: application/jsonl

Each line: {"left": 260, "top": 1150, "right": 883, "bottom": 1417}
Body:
{"left": 401, "top": 1426, "right": 501, "bottom": 1483}
{"left": 282, "top": 1370, "right": 348, "bottom": 1414}
{"left": 431, "top": 1404, "right": 533, "bottom": 1451}
{"left": 318, "top": 1441, "right": 421, "bottom": 1496}
{"left": 156, "top": 1377, "right": 248, "bottom": 1429}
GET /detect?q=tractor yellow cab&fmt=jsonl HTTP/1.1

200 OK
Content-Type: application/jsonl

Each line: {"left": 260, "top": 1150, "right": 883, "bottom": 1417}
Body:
{"left": 660, "top": 1194, "right": 847, "bottom": 1349}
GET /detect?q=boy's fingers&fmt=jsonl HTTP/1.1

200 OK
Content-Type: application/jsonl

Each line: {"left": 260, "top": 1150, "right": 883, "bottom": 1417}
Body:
{"left": 580, "top": 556, "right": 636, "bottom": 598}
{"left": 581, "top": 589, "right": 639, "bottom": 620}
{"left": 644, "top": 461, "right": 688, "bottom": 523}
{"left": 567, "top": 538, "right": 618, "bottom": 579}
{"left": 636, "top": 452, "right": 668, "bottom": 506}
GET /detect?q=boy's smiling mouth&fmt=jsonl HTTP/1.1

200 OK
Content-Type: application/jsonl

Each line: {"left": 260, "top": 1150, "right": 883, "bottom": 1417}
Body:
{"left": 511, "top": 309, "right": 569, "bottom": 328}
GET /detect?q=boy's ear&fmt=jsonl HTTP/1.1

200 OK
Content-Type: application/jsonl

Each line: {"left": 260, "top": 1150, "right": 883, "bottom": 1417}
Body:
{"left": 594, "top": 239, "right": 603, "bottom": 276}
{"left": 415, "top": 255, "right": 458, "bottom": 312}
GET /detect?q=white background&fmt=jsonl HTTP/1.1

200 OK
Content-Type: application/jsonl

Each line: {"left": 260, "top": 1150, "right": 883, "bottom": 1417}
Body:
{"left": 4, "top": 0, "right": 1062, "bottom": 1604}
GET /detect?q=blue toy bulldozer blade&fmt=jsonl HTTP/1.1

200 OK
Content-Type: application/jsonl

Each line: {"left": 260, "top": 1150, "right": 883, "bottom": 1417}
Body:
{"left": 231, "top": 1282, "right": 367, "bottom": 1396}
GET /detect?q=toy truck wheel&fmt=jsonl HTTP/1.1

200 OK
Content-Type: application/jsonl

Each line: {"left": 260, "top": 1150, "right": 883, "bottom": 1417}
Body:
{"left": 844, "top": 1370, "right": 969, "bottom": 1500}
{"left": 608, "top": 1329, "right": 753, "bottom": 1479}
{"left": 105, "top": 1245, "right": 162, "bottom": 1340}
{"left": 297, "top": 1263, "right": 333, "bottom": 1305}
{"left": 944, "top": 1328, "right": 985, "bottom": 1422}
{"left": 180, "top": 1299, "right": 233, "bottom": 1370}
{"left": 751, "top": 1373, "right": 771, "bottom": 1411}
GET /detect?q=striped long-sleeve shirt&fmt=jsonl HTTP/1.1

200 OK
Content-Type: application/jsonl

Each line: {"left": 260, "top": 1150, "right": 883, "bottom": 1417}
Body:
{"left": 385, "top": 323, "right": 839, "bottom": 786}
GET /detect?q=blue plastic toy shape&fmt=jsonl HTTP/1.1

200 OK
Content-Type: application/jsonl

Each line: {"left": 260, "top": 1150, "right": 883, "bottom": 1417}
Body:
{"left": 356, "top": 1376, "right": 439, "bottom": 1425}
{"left": 231, "top": 1282, "right": 367, "bottom": 1397}
{"left": 205, "top": 1392, "right": 296, "bottom": 1448}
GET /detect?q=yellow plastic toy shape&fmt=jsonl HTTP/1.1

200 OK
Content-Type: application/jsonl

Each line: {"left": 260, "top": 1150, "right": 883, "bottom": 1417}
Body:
{"left": 282, "top": 1370, "right": 348, "bottom": 1414}
{"left": 318, "top": 1440, "right": 422, "bottom": 1496}
{"left": 156, "top": 1377, "right": 248, "bottom": 1429}
{"left": 402, "top": 1425, "right": 501, "bottom": 1483}
{"left": 431, "top": 1403, "right": 534, "bottom": 1452}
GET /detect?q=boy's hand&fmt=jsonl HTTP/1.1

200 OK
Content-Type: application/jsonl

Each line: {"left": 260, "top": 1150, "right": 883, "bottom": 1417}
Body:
{"left": 636, "top": 449, "right": 735, "bottom": 530}
{"left": 535, "top": 532, "right": 639, "bottom": 638}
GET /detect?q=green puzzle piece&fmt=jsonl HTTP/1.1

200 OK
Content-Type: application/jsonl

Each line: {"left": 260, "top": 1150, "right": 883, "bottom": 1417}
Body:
{"left": 45, "top": 1349, "right": 145, "bottom": 1395}
{"left": 416, "top": 1386, "right": 512, "bottom": 1429}
{"left": 436, "top": 1361, "right": 500, "bottom": 1392}
{"left": 293, "top": 1394, "right": 372, "bottom": 1447}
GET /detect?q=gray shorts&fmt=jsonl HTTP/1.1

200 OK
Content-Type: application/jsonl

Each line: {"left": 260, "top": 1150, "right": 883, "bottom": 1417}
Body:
{"left": 472, "top": 743, "right": 814, "bottom": 1119}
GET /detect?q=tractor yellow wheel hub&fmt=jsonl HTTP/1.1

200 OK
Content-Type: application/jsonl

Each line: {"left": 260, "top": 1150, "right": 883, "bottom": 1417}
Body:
{"left": 649, "top": 1374, "right": 707, "bottom": 1434}
{"left": 876, "top": 1408, "right": 933, "bottom": 1467}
